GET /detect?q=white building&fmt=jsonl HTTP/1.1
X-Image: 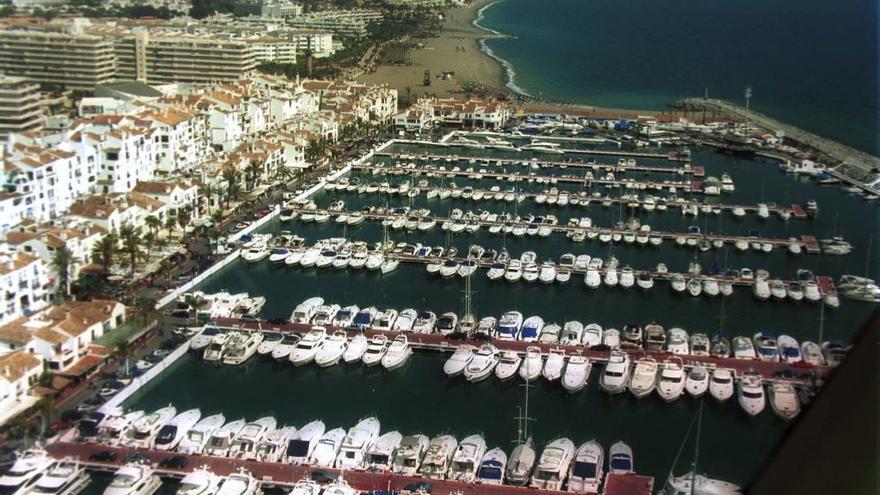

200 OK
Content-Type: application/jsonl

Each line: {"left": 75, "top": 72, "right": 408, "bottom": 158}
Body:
{"left": 0, "top": 252, "right": 50, "bottom": 324}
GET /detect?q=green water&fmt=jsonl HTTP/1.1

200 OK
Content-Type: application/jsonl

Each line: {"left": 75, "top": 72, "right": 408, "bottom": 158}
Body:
{"left": 120, "top": 143, "right": 877, "bottom": 489}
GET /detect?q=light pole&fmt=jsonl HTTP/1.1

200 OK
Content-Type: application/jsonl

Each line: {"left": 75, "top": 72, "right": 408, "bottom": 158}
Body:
{"left": 744, "top": 85, "right": 752, "bottom": 135}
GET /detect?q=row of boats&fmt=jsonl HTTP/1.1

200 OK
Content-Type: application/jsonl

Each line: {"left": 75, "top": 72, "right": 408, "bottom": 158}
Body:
{"left": 72, "top": 404, "right": 643, "bottom": 494}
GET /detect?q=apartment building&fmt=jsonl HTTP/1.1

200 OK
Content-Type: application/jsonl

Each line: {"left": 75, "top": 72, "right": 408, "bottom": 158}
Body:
{"left": 260, "top": 1, "right": 303, "bottom": 18}
{"left": 0, "top": 350, "right": 42, "bottom": 425}
{"left": 2, "top": 219, "right": 105, "bottom": 284}
{"left": 0, "top": 76, "right": 44, "bottom": 141}
{"left": 286, "top": 9, "right": 383, "bottom": 38}
{"left": 0, "top": 252, "right": 50, "bottom": 325}
{"left": 0, "top": 26, "right": 117, "bottom": 90}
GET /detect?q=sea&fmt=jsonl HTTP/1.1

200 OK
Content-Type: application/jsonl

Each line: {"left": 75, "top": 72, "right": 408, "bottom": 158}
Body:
{"left": 475, "top": 0, "right": 880, "bottom": 156}
{"left": 97, "top": 140, "right": 879, "bottom": 492}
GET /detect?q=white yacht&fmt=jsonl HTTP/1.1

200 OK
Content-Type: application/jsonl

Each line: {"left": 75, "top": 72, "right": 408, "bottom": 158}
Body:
{"left": 255, "top": 425, "right": 298, "bottom": 463}
{"left": 202, "top": 333, "right": 230, "bottom": 362}
{"left": 520, "top": 316, "right": 545, "bottom": 342}
{"left": 568, "top": 440, "right": 604, "bottom": 494}
{"left": 271, "top": 333, "right": 301, "bottom": 361}
{"left": 103, "top": 463, "right": 161, "bottom": 495}
{"left": 372, "top": 309, "right": 399, "bottom": 331}
{"left": 732, "top": 336, "right": 757, "bottom": 359}
{"left": 314, "top": 331, "right": 348, "bottom": 367}
{"left": 309, "top": 427, "right": 346, "bottom": 467}
{"left": 215, "top": 469, "right": 259, "bottom": 495}
{"left": 322, "top": 478, "right": 357, "bottom": 495}
{"left": 393, "top": 309, "right": 417, "bottom": 332}
{"left": 506, "top": 438, "right": 536, "bottom": 486}
{"left": 98, "top": 411, "right": 145, "bottom": 446}
{"left": 0, "top": 449, "right": 52, "bottom": 495}
{"left": 768, "top": 382, "right": 801, "bottom": 421}
{"left": 25, "top": 460, "right": 89, "bottom": 495}
{"left": 477, "top": 447, "right": 508, "bottom": 485}
{"left": 738, "top": 373, "right": 766, "bottom": 416}
{"left": 230, "top": 417, "right": 277, "bottom": 459}
{"left": 448, "top": 434, "right": 487, "bottom": 482}
{"left": 335, "top": 417, "right": 381, "bottom": 469}
{"left": 519, "top": 346, "right": 543, "bottom": 382}
{"left": 125, "top": 406, "right": 176, "bottom": 448}
{"left": 154, "top": 408, "right": 201, "bottom": 451}
{"left": 290, "top": 297, "right": 324, "bottom": 323}
{"left": 495, "top": 351, "right": 522, "bottom": 381}
{"left": 381, "top": 335, "right": 412, "bottom": 370}
{"left": 289, "top": 327, "right": 327, "bottom": 366}
{"left": 666, "top": 328, "right": 689, "bottom": 355}
{"left": 608, "top": 441, "right": 634, "bottom": 475}
{"left": 331, "top": 306, "right": 359, "bottom": 327}
{"left": 541, "top": 349, "right": 565, "bottom": 381}
{"left": 391, "top": 434, "right": 430, "bottom": 475}
{"left": 599, "top": 351, "right": 631, "bottom": 395}
{"left": 685, "top": 366, "right": 709, "bottom": 398}
{"left": 311, "top": 304, "right": 341, "bottom": 326}
{"left": 204, "top": 418, "right": 246, "bottom": 457}
{"left": 656, "top": 360, "right": 686, "bottom": 402}
{"left": 175, "top": 468, "right": 222, "bottom": 495}
{"left": 582, "top": 324, "right": 603, "bottom": 348}
{"left": 665, "top": 473, "right": 742, "bottom": 495}
{"left": 529, "top": 438, "right": 575, "bottom": 491}
{"left": 443, "top": 345, "right": 475, "bottom": 378}
{"left": 629, "top": 359, "right": 658, "bottom": 399}
{"left": 286, "top": 420, "right": 326, "bottom": 463}
{"left": 222, "top": 332, "right": 263, "bottom": 365}
{"left": 365, "top": 431, "right": 403, "bottom": 471}
{"left": 255, "top": 332, "right": 283, "bottom": 356}
{"left": 560, "top": 321, "right": 584, "bottom": 345}
{"left": 801, "top": 341, "right": 825, "bottom": 366}
{"left": 602, "top": 329, "right": 621, "bottom": 349}
{"left": 561, "top": 354, "right": 591, "bottom": 393}
{"left": 463, "top": 345, "right": 499, "bottom": 382}
{"left": 419, "top": 435, "right": 459, "bottom": 479}
{"left": 497, "top": 311, "right": 524, "bottom": 340}
{"left": 361, "top": 335, "right": 389, "bottom": 367}
{"left": 342, "top": 334, "right": 368, "bottom": 363}
{"left": 412, "top": 311, "right": 437, "bottom": 333}
{"left": 709, "top": 369, "right": 735, "bottom": 402}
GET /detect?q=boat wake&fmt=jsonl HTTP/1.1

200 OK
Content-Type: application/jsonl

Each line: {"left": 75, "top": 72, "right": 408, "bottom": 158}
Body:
{"left": 472, "top": 1, "right": 532, "bottom": 98}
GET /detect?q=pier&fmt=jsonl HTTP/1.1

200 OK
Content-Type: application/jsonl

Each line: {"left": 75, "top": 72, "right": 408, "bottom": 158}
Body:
{"left": 45, "top": 441, "right": 654, "bottom": 495}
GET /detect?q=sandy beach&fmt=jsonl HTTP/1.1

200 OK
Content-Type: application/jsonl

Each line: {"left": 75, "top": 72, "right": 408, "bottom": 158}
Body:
{"left": 357, "top": 0, "right": 506, "bottom": 102}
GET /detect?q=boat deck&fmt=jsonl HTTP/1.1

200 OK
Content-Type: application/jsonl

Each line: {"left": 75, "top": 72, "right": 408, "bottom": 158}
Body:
{"left": 214, "top": 318, "right": 829, "bottom": 384}
{"left": 375, "top": 151, "right": 695, "bottom": 176}
{"left": 45, "top": 441, "right": 651, "bottom": 495}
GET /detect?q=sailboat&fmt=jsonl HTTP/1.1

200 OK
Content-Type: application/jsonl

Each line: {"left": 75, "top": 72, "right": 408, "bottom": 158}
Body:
{"left": 659, "top": 401, "right": 742, "bottom": 495}
{"left": 459, "top": 266, "right": 477, "bottom": 335}
{"left": 505, "top": 382, "right": 536, "bottom": 485}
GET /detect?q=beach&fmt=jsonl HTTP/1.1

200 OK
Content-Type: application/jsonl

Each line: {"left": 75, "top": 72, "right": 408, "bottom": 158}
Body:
{"left": 357, "top": 0, "right": 506, "bottom": 102}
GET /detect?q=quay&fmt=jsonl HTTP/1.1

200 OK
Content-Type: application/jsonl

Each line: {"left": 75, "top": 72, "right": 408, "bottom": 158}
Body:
{"left": 44, "top": 441, "right": 654, "bottom": 495}
{"left": 374, "top": 151, "right": 702, "bottom": 177}
{"left": 286, "top": 206, "right": 830, "bottom": 253}
{"left": 352, "top": 165, "right": 703, "bottom": 193}
{"left": 214, "top": 318, "right": 829, "bottom": 384}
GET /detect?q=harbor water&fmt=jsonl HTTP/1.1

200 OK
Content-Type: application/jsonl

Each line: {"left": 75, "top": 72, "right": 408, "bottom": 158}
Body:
{"left": 120, "top": 142, "right": 877, "bottom": 488}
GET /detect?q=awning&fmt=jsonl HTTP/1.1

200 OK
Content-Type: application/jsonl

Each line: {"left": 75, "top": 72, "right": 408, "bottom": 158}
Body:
{"left": 58, "top": 355, "right": 105, "bottom": 378}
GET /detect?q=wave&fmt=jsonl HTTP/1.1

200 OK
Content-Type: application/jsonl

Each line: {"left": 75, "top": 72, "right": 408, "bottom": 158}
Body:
{"left": 471, "top": 0, "right": 531, "bottom": 97}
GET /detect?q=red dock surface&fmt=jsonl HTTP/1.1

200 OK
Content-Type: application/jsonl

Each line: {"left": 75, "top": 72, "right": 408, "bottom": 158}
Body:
{"left": 800, "top": 235, "right": 821, "bottom": 254}
{"left": 214, "top": 318, "right": 829, "bottom": 383}
{"left": 816, "top": 276, "right": 835, "bottom": 295}
{"left": 791, "top": 204, "right": 807, "bottom": 219}
{"left": 692, "top": 166, "right": 705, "bottom": 177}
{"left": 46, "top": 441, "right": 651, "bottom": 495}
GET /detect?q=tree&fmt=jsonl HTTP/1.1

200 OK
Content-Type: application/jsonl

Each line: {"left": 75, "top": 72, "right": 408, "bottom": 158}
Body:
{"left": 144, "top": 215, "right": 161, "bottom": 238}
{"left": 51, "top": 246, "right": 75, "bottom": 301}
{"left": 91, "top": 233, "right": 117, "bottom": 278}
{"left": 222, "top": 167, "right": 242, "bottom": 207}
{"left": 198, "top": 183, "right": 215, "bottom": 215}
{"left": 164, "top": 215, "right": 177, "bottom": 240}
{"left": 177, "top": 208, "right": 191, "bottom": 243}
{"left": 131, "top": 295, "right": 159, "bottom": 326}
{"left": 245, "top": 160, "right": 263, "bottom": 189}
{"left": 118, "top": 223, "right": 142, "bottom": 278}
{"left": 143, "top": 229, "right": 156, "bottom": 262}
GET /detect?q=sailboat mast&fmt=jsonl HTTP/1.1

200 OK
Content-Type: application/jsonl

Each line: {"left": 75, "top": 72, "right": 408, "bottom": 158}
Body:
{"left": 818, "top": 302, "right": 825, "bottom": 344}
{"left": 690, "top": 400, "right": 704, "bottom": 495}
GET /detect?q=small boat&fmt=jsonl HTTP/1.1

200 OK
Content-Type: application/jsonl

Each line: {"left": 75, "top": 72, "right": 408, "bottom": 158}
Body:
{"left": 271, "top": 333, "right": 301, "bottom": 361}
{"left": 656, "top": 359, "right": 686, "bottom": 402}
{"left": 286, "top": 420, "right": 326, "bottom": 463}
{"left": 518, "top": 347, "right": 543, "bottom": 382}
{"left": 463, "top": 345, "right": 499, "bottom": 382}
{"left": 768, "top": 382, "right": 801, "bottom": 421}
{"left": 567, "top": 440, "right": 604, "bottom": 494}
{"left": 309, "top": 427, "right": 347, "bottom": 467}
{"left": 541, "top": 349, "right": 565, "bottom": 382}
{"left": 256, "top": 332, "right": 283, "bottom": 356}
{"left": 420, "top": 435, "right": 459, "bottom": 479}
{"left": 365, "top": 431, "right": 404, "bottom": 471}
{"left": 412, "top": 310, "right": 437, "bottom": 333}
{"left": 104, "top": 463, "right": 161, "bottom": 495}
{"left": 561, "top": 354, "right": 591, "bottom": 393}
{"left": 477, "top": 447, "right": 508, "bottom": 485}
{"left": 777, "top": 335, "right": 802, "bottom": 363}
{"left": 391, "top": 434, "right": 430, "bottom": 475}
{"left": 393, "top": 309, "right": 417, "bottom": 332}
{"left": 494, "top": 351, "right": 522, "bottom": 381}
{"left": 361, "top": 335, "right": 389, "bottom": 367}
{"left": 443, "top": 345, "right": 475, "bottom": 378}
{"left": 529, "top": 438, "right": 575, "bottom": 490}
{"left": 709, "top": 369, "right": 735, "bottom": 402}
{"left": 629, "top": 359, "right": 658, "bottom": 399}
{"left": 738, "top": 372, "right": 766, "bottom": 416}
{"left": 335, "top": 417, "right": 381, "bottom": 469}
{"left": 753, "top": 332, "right": 780, "bottom": 362}
{"left": 685, "top": 366, "right": 709, "bottom": 398}
{"left": 800, "top": 341, "right": 825, "bottom": 366}
{"left": 314, "top": 331, "right": 348, "bottom": 367}
{"left": 732, "top": 336, "right": 756, "bottom": 359}
{"left": 608, "top": 441, "right": 634, "bottom": 475}
{"left": 289, "top": 328, "right": 326, "bottom": 366}
{"left": 381, "top": 335, "right": 412, "bottom": 370}
{"left": 599, "top": 351, "right": 631, "bottom": 395}
{"left": 448, "top": 434, "right": 488, "bottom": 482}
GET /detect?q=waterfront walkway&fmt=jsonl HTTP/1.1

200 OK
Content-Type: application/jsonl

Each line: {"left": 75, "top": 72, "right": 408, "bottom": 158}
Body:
{"left": 46, "top": 441, "right": 653, "bottom": 495}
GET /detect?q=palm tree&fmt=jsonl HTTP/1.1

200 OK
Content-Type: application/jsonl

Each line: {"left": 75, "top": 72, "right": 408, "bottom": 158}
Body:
{"left": 143, "top": 229, "right": 156, "bottom": 261}
{"left": 177, "top": 207, "right": 191, "bottom": 243}
{"left": 118, "top": 223, "right": 142, "bottom": 277}
{"left": 164, "top": 215, "right": 177, "bottom": 240}
{"left": 51, "top": 245, "right": 75, "bottom": 301}
{"left": 144, "top": 215, "right": 161, "bottom": 239}
{"left": 91, "top": 233, "right": 117, "bottom": 278}
{"left": 245, "top": 161, "right": 263, "bottom": 190}
{"left": 131, "top": 295, "right": 159, "bottom": 325}
{"left": 198, "top": 183, "right": 215, "bottom": 215}
{"left": 222, "top": 167, "right": 242, "bottom": 207}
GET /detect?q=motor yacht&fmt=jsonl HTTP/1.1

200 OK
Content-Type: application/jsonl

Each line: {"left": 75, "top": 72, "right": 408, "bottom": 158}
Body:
{"left": 519, "top": 347, "right": 543, "bottom": 381}
{"left": 753, "top": 333, "right": 780, "bottom": 362}
{"left": 599, "top": 351, "right": 631, "bottom": 395}
{"left": 708, "top": 369, "right": 735, "bottom": 402}
{"left": 419, "top": 435, "right": 459, "bottom": 479}
{"left": 289, "top": 327, "right": 327, "bottom": 366}
{"left": 581, "top": 323, "right": 602, "bottom": 348}
{"left": 290, "top": 297, "right": 324, "bottom": 323}
{"left": 656, "top": 360, "right": 686, "bottom": 402}
{"left": 621, "top": 323, "right": 643, "bottom": 349}
{"left": 222, "top": 332, "right": 263, "bottom": 366}
{"left": 608, "top": 441, "right": 634, "bottom": 475}
{"left": 497, "top": 311, "right": 524, "bottom": 340}
{"left": 477, "top": 447, "right": 508, "bottom": 485}
{"left": 690, "top": 334, "right": 710, "bottom": 356}
{"left": 0, "top": 448, "right": 52, "bottom": 495}
{"left": 444, "top": 345, "right": 475, "bottom": 378}
{"left": 768, "top": 382, "right": 801, "bottom": 421}
{"left": 800, "top": 341, "right": 825, "bottom": 366}
{"left": 629, "top": 359, "right": 658, "bottom": 399}
{"left": 520, "top": 316, "right": 544, "bottom": 342}
{"left": 539, "top": 323, "right": 561, "bottom": 344}
{"left": 286, "top": 420, "right": 326, "bottom": 463}
{"left": 372, "top": 309, "right": 399, "bottom": 331}
{"left": 103, "top": 463, "right": 161, "bottom": 495}
{"left": 364, "top": 431, "right": 403, "bottom": 471}
{"left": 255, "top": 425, "right": 298, "bottom": 463}
{"left": 255, "top": 332, "right": 283, "bottom": 356}
{"left": 391, "top": 434, "right": 430, "bottom": 475}
{"left": 463, "top": 345, "right": 499, "bottom": 382}
{"left": 287, "top": 479, "right": 321, "bottom": 495}
{"left": 738, "top": 373, "right": 766, "bottom": 416}
{"left": 665, "top": 473, "right": 742, "bottom": 495}
{"left": 381, "top": 335, "right": 412, "bottom": 370}
{"left": 584, "top": 268, "right": 601, "bottom": 289}
{"left": 361, "top": 335, "right": 389, "bottom": 367}
{"left": 331, "top": 306, "right": 358, "bottom": 327}
{"left": 529, "top": 438, "right": 575, "bottom": 491}
{"left": 271, "top": 333, "right": 301, "bottom": 361}
{"left": 230, "top": 417, "right": 277, "bottom": 460}
{"left": 666, "top": 328, "right": 689, "bottom": 355}
{"left": 412, "top": 311, "right": 437, "bottom": 333}
{"left": 568, "top": 440, "right": 604, "bottom": 494}
{"left": 393, "top": 309, "right": 417, "bottom": 331}
{"left": 494, "top": 351, "right": 522, "bottom": 381}
{"left": 190, "top": 326, "right": 224, "bottom": 352}
{"left": 476, "top": 316, "right": 498, "bottom": 338}
{"left": 448, "top": 434, "right": 487, "bottom": 482}
{"left": 561, "top": 354, "right": 591, "bottom": 393}
{"left": 204, "top": 418, "right": 246, "bottom": 457}
{"left": 202, "top": 334, "right": 230, "bottom": 362}
{"left": 542, "top": 349, "right": 565, "bottom": 382}
{"left": 351, "top": 307, "right": 377, "bottom": 330}
{"left": 309, "top": 428, "right": 346, "bottom": 467}
{"left": 97, "top": 411, "right": 144, "bottom": 446}
{"left": 154, "top": 408, "right": 201, "bottom": 451}
{"left": 215, "top": 469, "right": 259, "bottom": 495}
{"left": 436, "top": 312, "right": 459, "bottom": 335}
{"left": 175, "top": 468, "right": 222, "bottom": 495}
{"left": 560, "top": 321, "right": 584, "bottom": 345}
{"left": 314, "top": 331, "right": 348, "bottom": 367}
{"left": 342, "top": 334, "right": 368, "bottom": 363}
{"left": 777, "top": 335, "right": 802, "bottom": 363}
{"left": 732, "top": 336, "right": 756, "bottom": 359}
{"left": 125, "top": 406, "right": 176, "bottom": 448}
{"left": 602, "top": 329, "right": 621, "bottom": 349}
